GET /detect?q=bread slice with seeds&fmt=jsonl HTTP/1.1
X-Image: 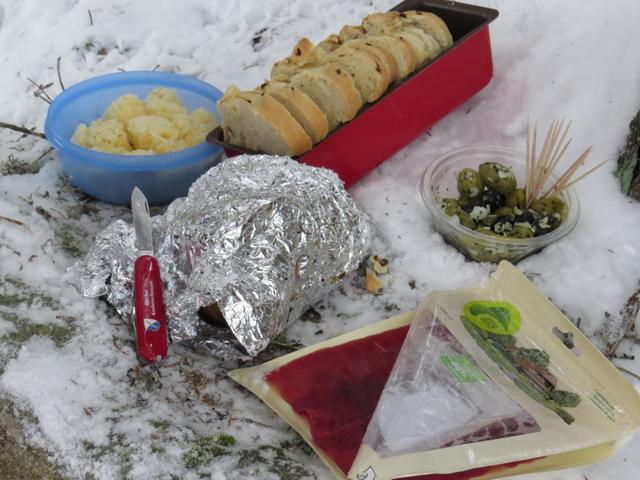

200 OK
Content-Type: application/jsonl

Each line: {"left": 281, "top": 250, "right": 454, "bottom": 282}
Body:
{"left": 327, "top": 44, "right": 389, "bottom": 103}
{"left": 259, "top": 81, "right": 329, "bottom": 144}
{"left": 320, "top": 25, "right": 397, "bottom": 83}
{"left": 396, "top": 29, "right": 433, "bottom": 64}
{"left": 346, "top": 39, "right": 397, "bottom": 88}
{"left": 218, "top": 86, "right": 312, "bottom": 156}
{"left": 338, "top": 25, "right": 417, "bottom": 81}
{"left": 271, "top": 37, "right": 326, "bottom": 82}
{"left": 289, "top": 63, "right": 362, "bottom": 130}
{"left": 399, "top": 10, "right": 453, "bottom": 50}
{"left": 364, "top": 11, "right": 452, "bottom": 59}
{"left": 362, "top": 12, "right": 399, "bottom": 32}
{"left": 339, "top": 25, "right": 367, "bottom": 42}
{"left": 362, "top": 13, "right": 431, "bottom": 64}
{"left": 402, "top": 25, "right": 442, "bottom": 61}
{"left": 366, "top": 34, "right": 417, "bottom": 80}
{"left": 269, "top": 39, "right": 363, "bottom": 130}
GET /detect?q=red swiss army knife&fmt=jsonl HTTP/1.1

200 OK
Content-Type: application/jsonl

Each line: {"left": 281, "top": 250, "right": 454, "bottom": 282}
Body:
{"left": 131, "top": 187, "right": 169, "bottom": 364}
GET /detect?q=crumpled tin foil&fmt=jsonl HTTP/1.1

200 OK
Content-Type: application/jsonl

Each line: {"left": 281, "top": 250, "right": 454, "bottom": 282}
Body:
{"left": 72, "top": 155, "right": 372, "bottom": 359}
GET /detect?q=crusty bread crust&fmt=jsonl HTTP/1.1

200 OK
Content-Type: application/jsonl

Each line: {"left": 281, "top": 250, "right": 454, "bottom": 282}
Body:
{"left": 362, "top": 12, "right": 432, "bottom": 64}
{"left": 261, "top": 81, "right": 329, "bottom": 144}
{"left": 401, "top": 10, "right": 453, "bottom": 49}
{"left": 339, "top": 25, "right": 366, "bottom": 42}
{"left": 362, "top": 12, "right": 398, "bottom": 33}
{"left": 219, "top": 86, "right": 312, "bottom": 156}
{"left": 329, "top": 44, "right": 388, "bottom": 102}
{"left": 359, "top": 34, "right": 417, "bottom": 81}
{"left": 290, "top": 63, "right": 362, "bottom": 130}
{"left": 338, "top": 25, "right": 418, "bottom": 81}
{"left": 403, "top": 25, "right": 442, "bottom": 61}
{"left": 346, "top": 39, "right": 396, "bottom": 88}
{"left": 316, "top": 63, "right": 363, "bottom": 120}
{"left": 318, "top": 34, "right": 343, "bottom": 53}
{"left": 271, "top": 37, "right": 326, "bottom": 81}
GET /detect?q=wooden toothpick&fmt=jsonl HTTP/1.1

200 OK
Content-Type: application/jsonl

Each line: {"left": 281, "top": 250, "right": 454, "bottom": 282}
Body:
{"left": 525, "top": 119, "right": 602, "bottom": 207}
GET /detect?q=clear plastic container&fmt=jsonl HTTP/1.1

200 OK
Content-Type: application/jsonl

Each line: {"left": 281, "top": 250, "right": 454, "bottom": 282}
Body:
{"left": 421, "top": 146, "right": 580, "bottom": 263}
{"left": 44, "top": 71, "right": 223, "bottom": 205}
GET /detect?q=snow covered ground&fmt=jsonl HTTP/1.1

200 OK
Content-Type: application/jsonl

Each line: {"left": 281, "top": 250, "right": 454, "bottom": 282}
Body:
{"left": 0, "top": 0, "right": 639, "bottom": 479}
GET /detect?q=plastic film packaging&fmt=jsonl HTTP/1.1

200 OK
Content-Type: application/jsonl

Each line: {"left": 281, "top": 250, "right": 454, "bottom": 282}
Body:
{"left": 230, "top": 262, "right": 640, "bottom": 480}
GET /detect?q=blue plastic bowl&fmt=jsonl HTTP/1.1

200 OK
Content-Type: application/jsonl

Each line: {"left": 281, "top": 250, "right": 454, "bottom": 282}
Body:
{"left": 45, "top": 71, "right": 224, "bottom": 205}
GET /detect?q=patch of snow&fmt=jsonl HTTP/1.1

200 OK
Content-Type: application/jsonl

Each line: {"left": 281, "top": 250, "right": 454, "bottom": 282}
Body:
{"left": 0, "top": 0, "right": 639, "bottom": 479}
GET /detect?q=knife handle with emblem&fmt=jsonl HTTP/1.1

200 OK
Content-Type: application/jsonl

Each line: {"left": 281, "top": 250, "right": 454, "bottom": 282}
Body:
{"left": 131, "top": 187, "right": 169, "bottom": 364}
{"left": 133, "top": 254, "right": 168, "bottom": 363}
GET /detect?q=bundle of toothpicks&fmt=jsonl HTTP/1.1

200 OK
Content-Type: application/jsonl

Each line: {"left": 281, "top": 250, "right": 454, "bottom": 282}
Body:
{"left": 525, "top": 119, "right": 607, "bottom": 208}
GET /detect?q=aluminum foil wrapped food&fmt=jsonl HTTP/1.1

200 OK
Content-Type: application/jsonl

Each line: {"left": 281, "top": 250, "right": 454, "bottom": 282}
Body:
{"left": 72, "top": 155, "right": 372, "bottom": 359}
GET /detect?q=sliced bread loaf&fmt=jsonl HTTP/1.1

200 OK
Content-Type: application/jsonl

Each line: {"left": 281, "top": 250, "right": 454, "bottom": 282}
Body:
{"left": 327, "top": 44, "right": 388, "bottom": 102}
{"left": 289, "top": 63, "right": 362, "bottom": 130}
{"left": 399, "top": 10, "right": 453, "bottom": 50}
{"left": 218, "top": 86, "right": 312, "bottom": 156}
{"left": 260, "top": 81, "right": 329, "bottom": 144}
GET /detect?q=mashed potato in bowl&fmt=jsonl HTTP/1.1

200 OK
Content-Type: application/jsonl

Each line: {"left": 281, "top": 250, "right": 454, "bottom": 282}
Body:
{"left": 71, "top": 87, "right": 218, "bottom": 155}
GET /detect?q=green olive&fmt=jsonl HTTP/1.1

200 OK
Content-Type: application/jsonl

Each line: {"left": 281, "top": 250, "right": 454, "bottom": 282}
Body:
{"left": 456, "top": 210, "right": 476, "bottom": 229}
{"left": 549, "top": 196, "right": 569, "bottom": 221}
{"left": 440, "top": 198, "right": 461, "bottom": 216}
{"left": 494, "top": 206, "right": 514, "bottom": 217}
{"left": 511, "top": 223, "right": 535, "bottom": 238}
{"left": 479, "top": 162, "right": 517, "bottom": 195}
{"left": 481, "top": 214, "right": 497, "bottom": 227}
{"left": 458, "top": 196, "right": 470, "bottom": 209}
{"left": 530, "top": 198, "right": 554, "bottom": 217}
{"left": 478, "top": 215, "right": 498, "bottom": 230}
{"left": 505, "top": 188, "right": 526, "bottom": 209}
{"left": 457, "top": 168, "right": 483, "bottom": 198}
{"left": 550, "top": 214, "right": 563, "bottom": 230}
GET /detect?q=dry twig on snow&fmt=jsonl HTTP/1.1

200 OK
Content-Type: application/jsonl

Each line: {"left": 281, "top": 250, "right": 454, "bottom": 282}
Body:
{"left": 0, "top": 121, "right": 46, "bottom": 139}
{"left": 26, "top": 78, "right": 53, "bottom": 104}
{"left": 56, "top": 56, "right": 65, "bottom": 91}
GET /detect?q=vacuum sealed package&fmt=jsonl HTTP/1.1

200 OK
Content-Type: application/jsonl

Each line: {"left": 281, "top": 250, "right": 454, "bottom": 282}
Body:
{"left": 230, "top": 262, "right": 640, "bottom": 480}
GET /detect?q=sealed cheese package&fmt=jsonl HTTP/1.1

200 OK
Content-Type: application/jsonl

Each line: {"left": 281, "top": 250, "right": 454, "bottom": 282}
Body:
{"left": 230, "top": 262, "right": 640, "bottom": 480}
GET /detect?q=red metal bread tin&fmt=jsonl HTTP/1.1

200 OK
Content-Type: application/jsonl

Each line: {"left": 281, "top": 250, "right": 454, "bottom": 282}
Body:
{"left": 207, "top": 0, "right": 499, "bottom": 188}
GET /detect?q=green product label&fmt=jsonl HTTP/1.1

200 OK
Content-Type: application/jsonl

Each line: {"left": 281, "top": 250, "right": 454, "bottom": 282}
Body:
{"left": 441, "top": 355, "right": 487, "bottom": 383}
{"left": 463, "top": 300, "right": 521, "bottom": 335}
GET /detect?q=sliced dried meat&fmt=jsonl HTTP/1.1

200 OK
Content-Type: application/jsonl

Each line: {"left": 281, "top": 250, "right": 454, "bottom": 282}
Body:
{"left": 266, "top": 320, "right": 541, "bottom": 477}
{"left": 266, "top": 326, "right": 409, "bottom": 473}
